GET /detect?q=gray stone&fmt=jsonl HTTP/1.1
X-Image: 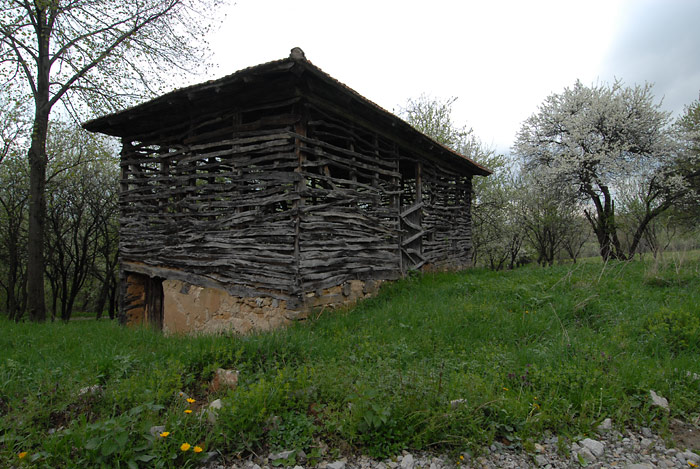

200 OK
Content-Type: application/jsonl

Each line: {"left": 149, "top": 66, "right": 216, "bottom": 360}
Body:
{"left": 624, "top": 464, "right": 654, "bottom": 469}
{"left": 597, "top": 418, "right": 613, "bottom": 433}
{"left": 641, "top": 427, "right": 653, "bottom": 438}
{"left": 649, "top": 390, "right": 669, "bottom": 410}
{"left": 327, "top": 460, "right": 346, "bottom": 469}
{"left": 450, "top": 399, "right": 467, "bottom": 408}
{"left": 580, "top": 438, "right": 605, "bottom": 458}
{"left": 149, "top": 425, "right": 165, "bottom": 437}
{"left": 577, "top": 447, "right": 597, "bottom": 463}
{"left": 206, "top": 398, "right": 223, "bottom": 424}
{"left": 78, "top": 384, "right": 101, "bottom": 396}
{"left": 292, "top": 466, "right": 304, "bottom": 469}
{"left": 534, "top": 454, "right": 548, "bottom": 466}
{"left": 640, "top": 438, "right": 653, "bottom": 449}
{"left": 682, "top": 450, "right": 700, "bottom": 463}
{"left": 400, "top": 453, "right": 414, "bottom": 469}
{"left": 201, "top": 451, "right": 219, "bottom": 464}
{"left": 269, "top": 450, "right": 295, "bottom": 461}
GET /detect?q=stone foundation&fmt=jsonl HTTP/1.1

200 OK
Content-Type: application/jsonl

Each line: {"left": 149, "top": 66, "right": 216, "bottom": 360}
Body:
{"left": 126, "top": 277, "right": 384, "bottom": 335}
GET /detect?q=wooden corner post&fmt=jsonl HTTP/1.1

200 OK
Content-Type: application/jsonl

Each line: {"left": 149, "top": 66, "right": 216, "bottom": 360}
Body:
{"left": 292, "top": 99, "right": 308, "bottom": 306}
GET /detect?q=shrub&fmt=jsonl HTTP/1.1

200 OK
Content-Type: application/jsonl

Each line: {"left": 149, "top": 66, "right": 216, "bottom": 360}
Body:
{"left": 646, "top": 308, "right": 700, "bottom": 354}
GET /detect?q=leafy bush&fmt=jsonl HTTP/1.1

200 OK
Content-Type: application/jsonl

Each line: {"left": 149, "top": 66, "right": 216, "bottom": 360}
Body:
{"left": 646, "top": 307, "right": 700, "bottom": 354}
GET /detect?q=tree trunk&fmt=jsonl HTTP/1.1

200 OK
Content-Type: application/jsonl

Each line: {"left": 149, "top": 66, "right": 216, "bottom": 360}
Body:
{"left": 6, "top": 228, "right": 19, "bottom": 320}
{"left": 108, "top": 278, "right": 117, "bottom": 320}
{"left": 95, "top": 279, "right": 108, "bottom": 319}
{"left": 26, "top": 111, "right": 49, "bottom": 321}
{"left": 584, "top": 188, "right": 627, "bottom": 261}
{"left": 26, "top": 12, "right": 52, "bottom": 322}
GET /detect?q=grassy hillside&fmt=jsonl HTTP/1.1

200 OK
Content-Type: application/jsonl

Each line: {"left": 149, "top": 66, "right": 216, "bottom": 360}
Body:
{"left": 1, "top": 255, "right": 699, "bottom": 467}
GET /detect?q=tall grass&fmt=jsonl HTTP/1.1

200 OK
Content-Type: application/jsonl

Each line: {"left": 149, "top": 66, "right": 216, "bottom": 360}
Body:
{"left": 1, "top": 257, "right": 699, "bottom": 466}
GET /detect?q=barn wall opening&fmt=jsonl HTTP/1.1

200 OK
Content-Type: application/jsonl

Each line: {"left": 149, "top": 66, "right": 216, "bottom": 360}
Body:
{"left": 123, "top": 272, "right": 164, "bottom": 330}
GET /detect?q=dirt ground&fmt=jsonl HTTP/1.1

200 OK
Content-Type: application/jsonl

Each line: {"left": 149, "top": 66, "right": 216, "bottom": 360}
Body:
{"left": 670, "top": 418, "right": 700, "bottom": 451}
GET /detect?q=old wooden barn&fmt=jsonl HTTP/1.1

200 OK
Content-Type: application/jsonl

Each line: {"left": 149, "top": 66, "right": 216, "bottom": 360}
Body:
{"left": 84, "top": 48, "right": 490, "bottom": 334}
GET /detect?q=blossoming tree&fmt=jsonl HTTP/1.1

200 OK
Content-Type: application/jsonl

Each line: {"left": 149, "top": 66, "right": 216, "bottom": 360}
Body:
{"left": 514, "top": 80, "right": 695, "bottom": 260}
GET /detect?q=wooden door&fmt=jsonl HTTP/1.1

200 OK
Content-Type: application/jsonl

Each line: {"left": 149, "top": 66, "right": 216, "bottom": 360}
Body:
{"left": 145, "top": 276, "right": 164, "bottom": 330}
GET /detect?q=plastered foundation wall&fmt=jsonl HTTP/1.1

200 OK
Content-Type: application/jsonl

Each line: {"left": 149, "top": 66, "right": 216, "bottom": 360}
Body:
{"left": 160, "top": 278, "right": 383, "bottom": 335}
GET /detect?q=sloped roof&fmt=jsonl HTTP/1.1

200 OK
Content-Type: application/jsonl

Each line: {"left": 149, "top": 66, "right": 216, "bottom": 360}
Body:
{"left": 83, "top": 48, "right": 491, "bottom": 176}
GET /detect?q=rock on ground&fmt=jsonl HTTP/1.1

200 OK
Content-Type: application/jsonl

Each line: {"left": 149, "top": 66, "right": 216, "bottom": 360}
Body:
{"left": 205, "top": 423, "right": 700, "bottom": 469}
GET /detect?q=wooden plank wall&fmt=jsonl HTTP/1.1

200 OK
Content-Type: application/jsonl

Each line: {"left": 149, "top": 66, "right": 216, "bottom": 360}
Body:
{"left": 117, "top": 96, "right": 474, "bottom": 309}
{"left": 299, "top": 102, "right": 403, "bottom": 293}
{"left": 119, "top": 100, "right": 303, "bottom": 301}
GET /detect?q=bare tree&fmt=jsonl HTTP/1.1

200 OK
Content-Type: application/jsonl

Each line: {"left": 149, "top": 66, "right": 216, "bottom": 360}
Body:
{"left": 0, "top": 95, "right": 28, "bottom": 165}
{"left": 0, "top": 155, "right": 29, "bottom": 320}
{"left": 90, "top": 157, "right": 119, "bottom": 319}
{"left": 675, "top": 93, "right": 700, "bottom": 220}
{"left": 471, "top": 155, "right": 524, "bottom": 270}
{"left": 43, "top": 123, "right": 118, "bottom": 321}
{"left": 0, "top": 97, "right": 30, "bottom": 319}
{"left": 514, "top": 176, "right": 584, "bottom": 266}
{"left": 0, "top": 0, "right": 223, "bottom": 321}
{"left": 401, "top": 95, "right": 483, "bottom": 156}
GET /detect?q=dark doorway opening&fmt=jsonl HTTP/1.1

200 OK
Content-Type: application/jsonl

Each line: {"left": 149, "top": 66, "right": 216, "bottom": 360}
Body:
{"left": 123, "top": 272, "right": 164, "bottom": 330}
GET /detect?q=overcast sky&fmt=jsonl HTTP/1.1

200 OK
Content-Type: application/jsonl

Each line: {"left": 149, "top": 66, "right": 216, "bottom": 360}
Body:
{"left": 206, "top": 0, "right": 700, "bottom": 155}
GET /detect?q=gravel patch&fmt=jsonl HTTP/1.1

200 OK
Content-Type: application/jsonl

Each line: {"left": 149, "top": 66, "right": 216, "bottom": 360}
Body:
{"left": 206, "top": 424, "right": 700, "bottom": 469}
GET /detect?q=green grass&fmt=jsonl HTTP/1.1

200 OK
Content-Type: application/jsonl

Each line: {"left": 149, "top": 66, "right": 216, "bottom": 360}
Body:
{"left": 1, "top": 257, "right": 699, "bottom": 467}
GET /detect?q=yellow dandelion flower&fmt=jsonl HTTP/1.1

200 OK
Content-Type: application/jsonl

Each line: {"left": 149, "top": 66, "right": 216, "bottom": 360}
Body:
{"left": 159, "top": 431, "right": 170, "bottom": 438}
{"left": 689, "top": 462, "right": 698, "bottom": 468}
{"left": 503, "top": 387, "right": 509, "bottom": 391}
{"left": 459, "top": 455, "right": 464, "bottom": 460}
{"left": 180, "top": 442, "right": 191, "bottom": 452}
{"left": 194, "top": 446, "right": 203, "bottom": 453}
{"left": 186, "top": 398, "right": 196, "bottom": 404}
{"left": 184, "top": 409, "right": 193, "bottom": 414}
{"left": 18, "top": 452, "right": 28, "bottom": 459}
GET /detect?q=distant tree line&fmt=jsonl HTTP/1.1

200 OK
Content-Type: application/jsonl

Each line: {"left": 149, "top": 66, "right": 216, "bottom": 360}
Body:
{"left": 0, "top": 109, "right": 119, "bottom": 321}
{"left": 402, "top": 87, "right": 700, "bottom": 270}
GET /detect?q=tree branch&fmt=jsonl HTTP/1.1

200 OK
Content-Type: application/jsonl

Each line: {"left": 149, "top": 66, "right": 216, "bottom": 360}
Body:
{"left": 48, "top": 1, "right": 179, "bottom": 109}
